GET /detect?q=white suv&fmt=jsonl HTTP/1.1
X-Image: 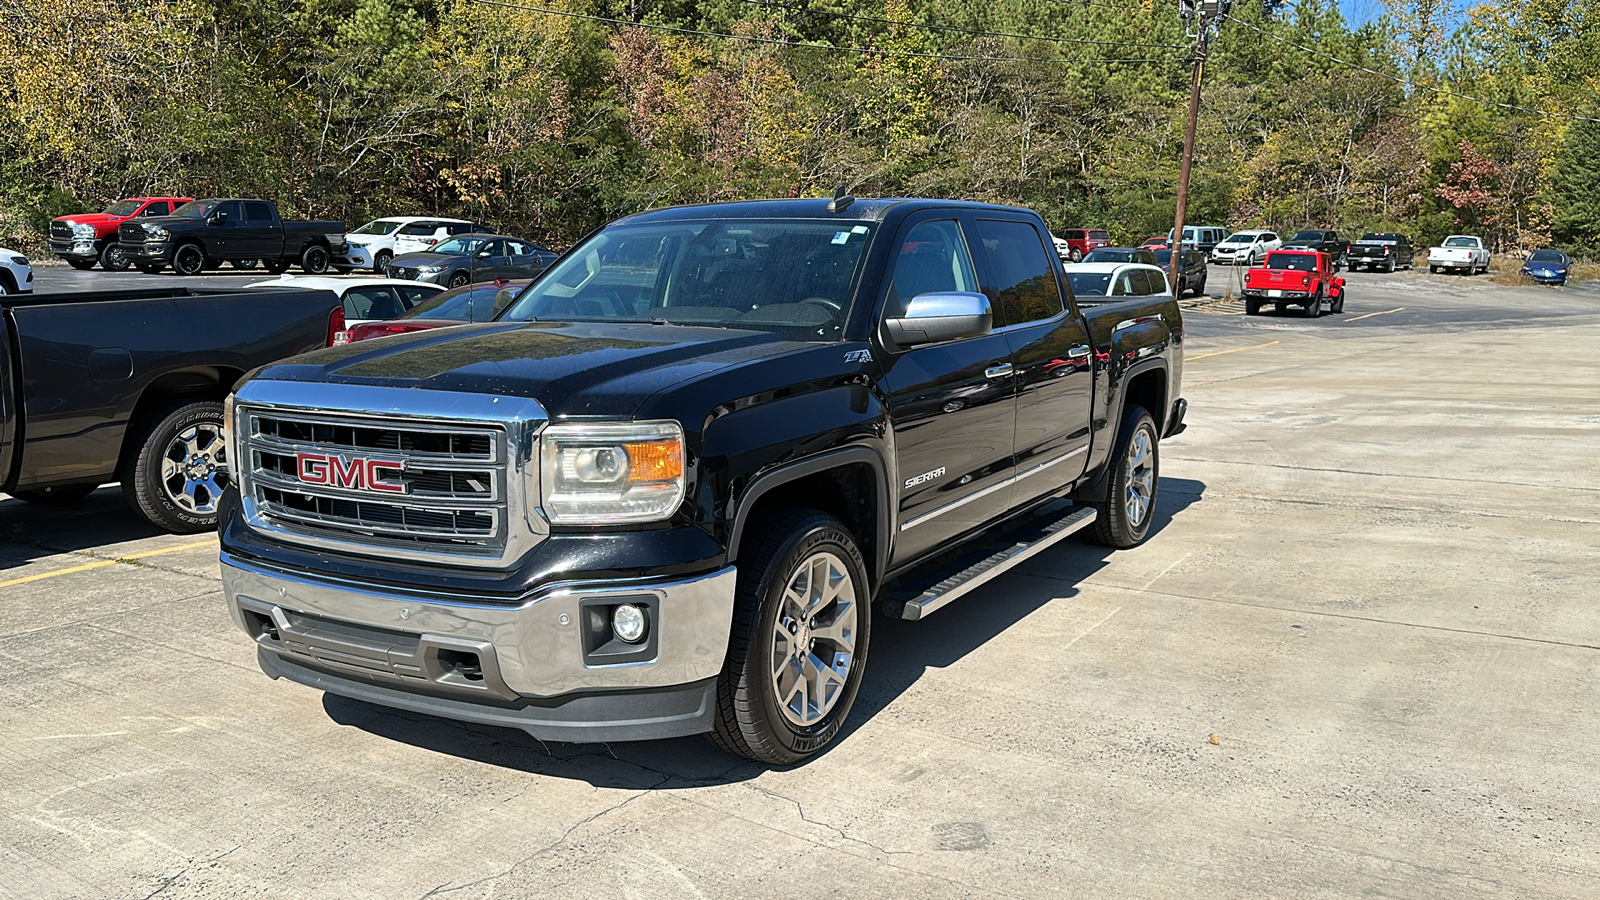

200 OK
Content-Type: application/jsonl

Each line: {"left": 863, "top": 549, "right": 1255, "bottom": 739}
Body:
{"left": 335, "top": 217, "right": 440, "bottom": 274}
{"left": 1, "top": 247, "right": 33, "bottom": 295}
{"left": 389, "top": 219, "right": 491, "bottom": 259}
{"left": 1210, "top": 229, "right": 1281, "bottom": 265}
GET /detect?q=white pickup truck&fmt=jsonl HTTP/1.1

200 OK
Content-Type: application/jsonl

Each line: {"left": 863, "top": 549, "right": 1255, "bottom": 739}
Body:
{"left": 1428, "top": 235, "right": 1490, "bottom": 275}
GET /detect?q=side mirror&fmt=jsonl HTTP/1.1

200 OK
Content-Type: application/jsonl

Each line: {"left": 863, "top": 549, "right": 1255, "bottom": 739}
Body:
{"left": 476, "top": 249, "right": 493, "bottom": 259}
{"left": 884, "top": 292, "right": 992, "bottom": 348}
{"left": 207, "top": 211, "right": 227, "bottom": 226}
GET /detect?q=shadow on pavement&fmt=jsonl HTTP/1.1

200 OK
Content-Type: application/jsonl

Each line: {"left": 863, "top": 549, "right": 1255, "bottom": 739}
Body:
{"left": 322, "top": 478, "right": 1206, "bottom": 785}
{"left": 0, "top": 486, "right": 166, "bottom": 569}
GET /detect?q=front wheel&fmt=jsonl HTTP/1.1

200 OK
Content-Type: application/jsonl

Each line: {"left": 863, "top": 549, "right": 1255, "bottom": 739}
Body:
{"left": 447, "top": 271, "right": 471, "bottom": 289}
{"left": 100, "top": 241, "right": 131, "bottom": 271}
{"left": 300, "top": 245, "right": 331, "bottom": 274}
{"left": 172, "top": 243, "right": 206, "bottom": 276}
{"left": 710, "top": 509, "right": 870, "bottom": 764}
{"left": 1084, "top": 405, "right": 1159, "bottom": 548}
{"left": 373, "top": 249, "right": 392, "bottom": 274}
{"left": 120, "top": 400, "right": 228, "bottom": 533}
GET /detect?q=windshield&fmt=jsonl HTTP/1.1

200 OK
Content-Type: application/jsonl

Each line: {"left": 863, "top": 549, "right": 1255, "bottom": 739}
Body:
{"left": 404, "top": 281, "right": 530, "bottom": 321}
{"left": 501, "top": 219, "right": 876, "bottom": 341}
{"left": 1264, "top": 252, "right": 1317, "bottom": 271}
{"left": 1289, "top": 231, "right": 1324, "bottom": 242}
{"left": 104, "top": 200, "right": 144, "bottom": 216}
{"left": 170, "top": 200, "right": 216, "bottom": 218}
{"left": 431, "top": 237, "right": 488, "bottom": 255}
{"left": 1528, "top": 251, "right": 1565, "bottom": 263}
{"left": 1443, "top": 236, "right": 1479, "bottom": 248}
{"left": 352, "top": 219, "right": 405, "bottom": 236}
{"left": 1083, "top": 249, "right": 1137, "bottom": 263}
{"left": 1219, "top": 234, "right": 1254, "bottom": 245}
{"left": 1066, "top": 273, "right": 1113, "bottom": 296}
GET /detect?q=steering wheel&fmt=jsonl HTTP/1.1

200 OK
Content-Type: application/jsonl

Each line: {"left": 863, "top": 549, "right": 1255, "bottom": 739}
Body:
{"left": 800, "top": 296, "right": 842, "bottom": 313}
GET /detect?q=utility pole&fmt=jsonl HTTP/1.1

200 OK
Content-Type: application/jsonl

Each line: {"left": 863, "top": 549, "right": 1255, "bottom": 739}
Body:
{"left": 1170, "top": 1, "right": 1222, "bottom": 291}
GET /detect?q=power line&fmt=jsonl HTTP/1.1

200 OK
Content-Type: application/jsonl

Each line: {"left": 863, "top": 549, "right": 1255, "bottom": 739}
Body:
{"left": 470, "top": 0, "right": 1179, "bottom": 65}
{"left": 1220, "top": 13, "right": 1600, "bottom": 124}
{"left": 734, "top": 0, "right": 1187, "bottom": 50}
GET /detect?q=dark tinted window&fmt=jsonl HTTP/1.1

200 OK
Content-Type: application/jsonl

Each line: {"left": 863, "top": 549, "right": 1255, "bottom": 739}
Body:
{"left": 1089, "top": 230, "right": 1111, "bottom": 241}
{"left": 448, "top": 223, "right": 477, "bottom": 235}
{"left": 141, "top": 201, "right": 170, "bottom": 216}
{"left": 1290, "top": 231, "right": 1325, "bottom": 242}
{"left": 975, "top": 220, "right": 1063, "bottom": 326}
{"left": 399, "top": 222, "right": 447, "bottom": 235}
{"left": 244, "top": 202, "right": 273, "bottom": 223}
{"left": 886, "top": 220, "right": 979, "bottom": 318}
{"left": 1057, "top": 229, "right": 1085, "bottom": 240}
{"left": 481, "top": 239, "right": 506, "bottom": 257}
{"left": 343, "top": 287, "right": 406, "bottom": 319}
{"left": 395, "top": 285, "right": 440, "bottom": 307}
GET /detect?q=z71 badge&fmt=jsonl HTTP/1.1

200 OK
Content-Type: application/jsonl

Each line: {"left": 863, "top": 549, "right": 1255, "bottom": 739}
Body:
{"left": 844, "top": 349, "right": 873, "bottom": 364}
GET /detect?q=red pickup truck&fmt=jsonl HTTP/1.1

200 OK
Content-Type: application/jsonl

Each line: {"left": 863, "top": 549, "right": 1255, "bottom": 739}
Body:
{"left": 1242, "top": 249, "right": 1345, "bottom": 317}
{"left": 49, "top": 197, "right": 194, "bottom": 271}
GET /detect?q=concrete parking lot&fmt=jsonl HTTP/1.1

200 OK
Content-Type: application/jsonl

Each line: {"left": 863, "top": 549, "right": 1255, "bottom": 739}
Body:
{"left": 3, "top": 266, "right": 1598, "bottom": 898}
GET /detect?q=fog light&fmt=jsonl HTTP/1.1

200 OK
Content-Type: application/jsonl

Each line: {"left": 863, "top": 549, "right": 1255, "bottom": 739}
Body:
{"left": 612, "top": 604, "right": 647, "bottom": 643}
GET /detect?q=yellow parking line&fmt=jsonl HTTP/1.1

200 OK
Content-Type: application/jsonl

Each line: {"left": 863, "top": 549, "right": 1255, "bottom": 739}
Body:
{"left": 1343, "top": 307, "right": 1406, "bottom": 322}
{"left": 1184, "top": 340, "right": 1280, "bottom": 362}
{"left": 0, "top": 539, "right": 217, "bottom": 589}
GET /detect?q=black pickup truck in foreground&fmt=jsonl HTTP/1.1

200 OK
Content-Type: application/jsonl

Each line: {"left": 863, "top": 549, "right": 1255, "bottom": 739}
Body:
{"left": 219, "top": 197, "right": 1187, "bottom": 763}
{"left": 119, "top": 199, "right": 345, "bottom": 276}
{"left": 0, "top": 287, "right": 341, "bottom": 531}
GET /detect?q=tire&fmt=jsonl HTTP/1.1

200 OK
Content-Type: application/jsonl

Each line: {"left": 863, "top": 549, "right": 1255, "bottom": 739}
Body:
{"left": 119, "top": 400, "right": 229, "bottom": 534}
{"left": 172, "top": 243, "right": 206, "bottom": 276}
{"left": 1084, "top": 405, "right": 1159, "bottom": 548}
{"left": 1331, "top": 289, "right": 1345, "bottom": 314}
{"left": 709, "top": 509, "right": 870, "bottom": 765}
{"left": 263, "top": 259, "right": 291, "bottom": 275}
{"left": 1385, "top": 258, "right": 1396, "bottom": 273}
{"left": 373, "top": 249, "right": 392, "bottom": 275}
{"left": 10, "top": 485, "right": 98, "bottom": 505}
{"left": 1430, "top": 265, "right": 1438, "bottom": 274}
{"left": 136, "top": 264, "right": 164, "bottom": 274}
{"left": 1191, "top": 275, "right": 1206, "bottom": 297}
{"left": 1069, "top": 248, "right": 1083, "bottom": 263}
{"left": 66, "top": 259, "right": 97, "bottom": 271}
{"left": 1302, "top": 290, "right": 1321, "bottom": 318}
{"left": 1245, "top": 299, "right": 1261, "bottom": 315}
{"left": 447, "top": 271, "right": 471, "bottom": 289}
{"left": 1347, "top": 261, "right": 1358, "bottom": 272}
{"left": 231, "top": 258, "right": 258, "bottom": 270}
{"left": 100, "top": 241, "right": 131, "bottom": 271}
{"left": 300, "top": 245, "right": 331, "bottom": 274}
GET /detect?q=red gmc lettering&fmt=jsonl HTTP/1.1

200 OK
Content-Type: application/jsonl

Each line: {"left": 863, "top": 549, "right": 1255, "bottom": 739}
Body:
{"left": 295, "top": 452, "right": 407, "bottom": 494}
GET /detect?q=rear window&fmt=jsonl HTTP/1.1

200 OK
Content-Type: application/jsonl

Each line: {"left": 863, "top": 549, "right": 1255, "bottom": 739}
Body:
{"left": 1443, "top": 236, "right": 1479, "bottom": 248}
{"left": 1264, "top": 252, "right": 1318, "bottom": 271}
{"left": 1067, "top": 272, "right": 1112, "bottom": 296}
{"left": 1360, "top": 233, "right": 1400, "bottom": 242}
{"left": 1057, "top": 229, "right": 1085, "bottom": 240}
{"left": 1089, "top": 230, "right": 1111, "bottom": 241}
{"left": 399, "top": 222, "right": 448, "bottom": 235}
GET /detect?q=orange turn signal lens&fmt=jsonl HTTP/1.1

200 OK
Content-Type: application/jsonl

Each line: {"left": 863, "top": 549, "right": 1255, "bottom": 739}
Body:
{"left": 624, "top": 440, "right": 683, "bottom": 482}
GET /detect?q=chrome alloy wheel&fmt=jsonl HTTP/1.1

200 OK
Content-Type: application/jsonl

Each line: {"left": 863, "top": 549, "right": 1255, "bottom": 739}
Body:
{"left": 160, "top": 422, "right": 228, "bottom": 515}
{"left": 1125, "top": 429, "right": 1155, "bottom": 528}
{"left": 770, "top": 551, "right": 858, "bottom": 728}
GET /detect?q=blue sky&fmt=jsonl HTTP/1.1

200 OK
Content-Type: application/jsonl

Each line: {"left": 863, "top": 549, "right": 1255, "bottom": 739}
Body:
{"left": 1337, "top": 0, "right": 1479, "bottom": 28}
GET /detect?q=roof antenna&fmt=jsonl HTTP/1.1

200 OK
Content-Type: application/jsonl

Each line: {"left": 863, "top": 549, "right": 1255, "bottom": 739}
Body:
{"left": 826, "top": 185, "right": 855, "bottom": 213}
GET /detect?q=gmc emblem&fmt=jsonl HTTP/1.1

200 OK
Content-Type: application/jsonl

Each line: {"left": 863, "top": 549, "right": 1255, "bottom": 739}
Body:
{"left": 296, "top": 452, "right": 408, "bottom": 494}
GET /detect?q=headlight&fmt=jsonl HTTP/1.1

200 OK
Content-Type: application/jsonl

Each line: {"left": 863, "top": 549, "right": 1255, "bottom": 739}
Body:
{"left": 9, "top": 256, "right": 27, "bottom": 266}
{"left": 417, "top": 264, "right": 445, "bottom": 273}
{"left": 71, "top": 223, "right": 95, "bottom": 238}
{"left": 540, "top": 421, "right": 685, "bottom": 524}
{"left": 145, "top": 226, "right": 169, "bottom": 240}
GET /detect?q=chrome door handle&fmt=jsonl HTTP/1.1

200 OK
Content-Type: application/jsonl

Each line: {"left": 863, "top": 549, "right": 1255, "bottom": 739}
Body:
{"left": 985, "top": 363, "right": 1014, "bottom": 380}
{"left": 1067, "top": 345, "right": 1091, "bottom": 359}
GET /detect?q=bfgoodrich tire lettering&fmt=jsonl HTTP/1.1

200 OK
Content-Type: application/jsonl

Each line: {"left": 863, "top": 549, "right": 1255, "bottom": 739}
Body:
{"left": 1084, "top": 405, "right": 1159, "bottom": 548}
{"left": 120, "top": 400, "right": 228, "bottom": 534}
{"left": 710, "top": 509, "right": 870, "bottom": 764}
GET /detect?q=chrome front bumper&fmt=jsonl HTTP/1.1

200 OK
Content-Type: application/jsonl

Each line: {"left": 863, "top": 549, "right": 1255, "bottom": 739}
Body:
{"left": 222, "top": 553, "right": 738, "bottom": 738}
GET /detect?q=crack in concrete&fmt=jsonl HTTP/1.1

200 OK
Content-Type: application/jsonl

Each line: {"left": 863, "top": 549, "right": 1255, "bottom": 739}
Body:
{"left": 138, "top": 843, "right": 242, "bottom": 899}
{"left": 747, "top": 783, "right": 913, "bottom": 857}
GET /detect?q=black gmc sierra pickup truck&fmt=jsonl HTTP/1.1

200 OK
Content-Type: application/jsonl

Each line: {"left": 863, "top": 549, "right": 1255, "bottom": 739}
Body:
{"left": 0, "top": 286, "right": 342, "bottom": 531}
{"left": 119, "top": 199, "right": 345, "bottom": 276}
{"left": 219, "top": 197, "right": 1187, "bottom": 764}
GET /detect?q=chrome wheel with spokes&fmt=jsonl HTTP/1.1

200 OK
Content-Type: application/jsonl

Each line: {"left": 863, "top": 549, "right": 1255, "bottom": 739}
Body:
{"left": 1124, "top": 429, "right": 1155, "bottom": 529}
{"left": 770, "top": 551, "right": 858, "bottom": 728}
{"left": 160, "top": 422, "right": 228, "bottom": 515}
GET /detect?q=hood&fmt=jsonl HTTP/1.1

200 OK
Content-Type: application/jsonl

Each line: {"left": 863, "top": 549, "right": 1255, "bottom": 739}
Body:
{"left": 55, "top": 213, "right": 124, "bottom": 227}
{"left": 249, "top": 320, "right": 810, "bottom": 418}
{"left": 123, "top": 214, "right": 206, "bottom": 230}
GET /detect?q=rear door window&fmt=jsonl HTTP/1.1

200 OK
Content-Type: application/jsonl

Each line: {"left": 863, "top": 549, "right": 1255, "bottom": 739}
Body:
{"left": 142, "top": 202, "right": 170, "bottom": 216}
{"left": 244, "top": 202, "right": 274, "bottom": 223}
{"left": 343, "top": 286, "right": 404, "bottom": 319}
{"left": 974, "top": 219, "right": 1064, "bottom": 326}
{"left": 395, "top": 285, "right": 438, "bottom": 308}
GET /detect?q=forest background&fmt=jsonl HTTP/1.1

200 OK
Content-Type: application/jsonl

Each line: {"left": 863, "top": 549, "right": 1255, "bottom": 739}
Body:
{"left": 1, "top": 0, "right": 1596, "bottom": 255}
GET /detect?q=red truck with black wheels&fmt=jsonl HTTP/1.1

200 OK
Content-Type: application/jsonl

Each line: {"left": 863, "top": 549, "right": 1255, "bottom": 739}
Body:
{"left": 1242, "top": 249, "right": 1345, "bottom": 318}
{"left": 49, "top": 197, "right": 194, "bottom": 271}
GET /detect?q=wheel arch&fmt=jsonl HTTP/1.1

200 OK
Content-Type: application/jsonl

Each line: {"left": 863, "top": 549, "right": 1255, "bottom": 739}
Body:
{"left": 117, "top": 367, "right": 244, "bottom": 472}
{"left": 727, "top": 447, "right": 890, "bottom": 592}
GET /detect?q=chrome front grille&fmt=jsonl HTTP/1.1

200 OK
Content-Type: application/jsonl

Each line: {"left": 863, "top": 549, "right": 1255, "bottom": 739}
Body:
{"left": 49, "top": 222, "right": 73, "bottom": 242}
{"left": 244, "top": 409, "right": 506, "bottom": 553}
